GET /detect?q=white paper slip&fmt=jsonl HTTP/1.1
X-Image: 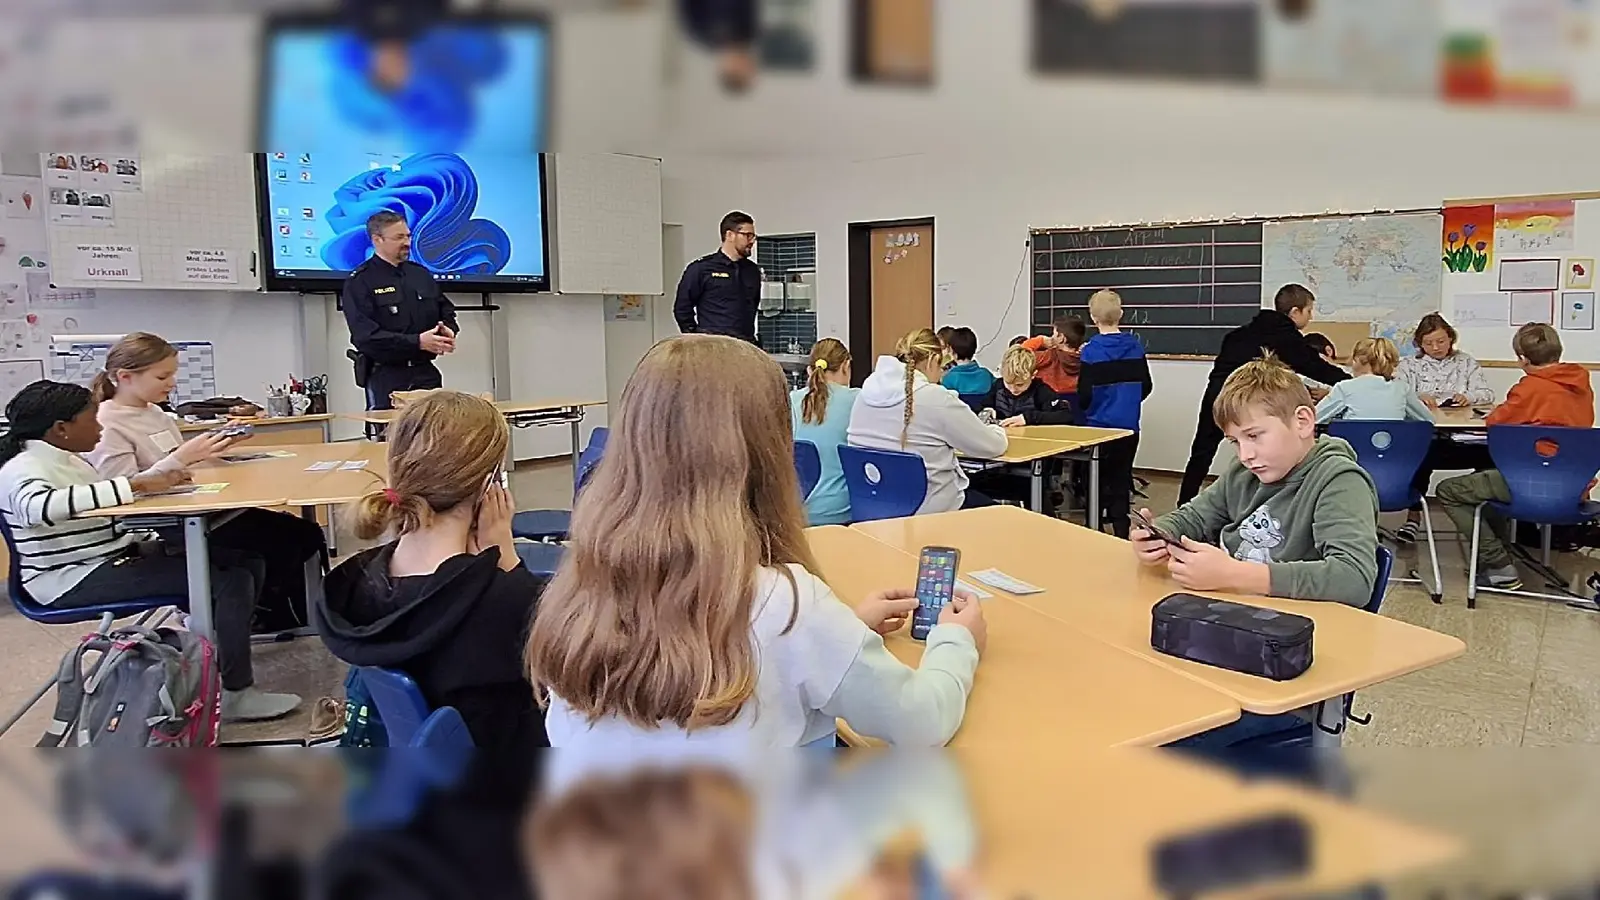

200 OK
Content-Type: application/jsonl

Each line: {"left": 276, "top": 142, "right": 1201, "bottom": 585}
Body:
{"left": 305, "top": 460, "right": 338, "bottom": 472}
{"left": 955, "top": 580, "right": 992, "bottom": 600}
{"left": 967, "top": 568, "right": 1045, "bottom": 595}
{"left": 339, "top": 460, "right": 368, "bottom": 471}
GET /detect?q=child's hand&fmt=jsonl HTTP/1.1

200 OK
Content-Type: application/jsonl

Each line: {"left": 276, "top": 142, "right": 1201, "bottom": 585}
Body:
{"left": 174, "top": 431, "right": 237, "bottom": 466}
{"left": 938, "top": 591, "right": 987, "bottom": 655}
{"left": 1165, "top": 537, "right": 1244, "bottom": 592}
{"left": 1450, "top": 393, "right": 1472, "bottom": 407}
{"left": 130, "top": 467, "right": 189, "bottom": 495}
{"left": 472, "top": 484, "right": 517, "bottom": 566}
{"left": 1130, "top": 507, "right": 1170, "bottom": 566}
{"left": 999, "top": 415, "right": 1027, "bottom": 428}
{"left": 855, "top": 589, "right": 919, "bottom": 635}
{"left": 1420, "top": 394, "right": 1440, "bottom": 409}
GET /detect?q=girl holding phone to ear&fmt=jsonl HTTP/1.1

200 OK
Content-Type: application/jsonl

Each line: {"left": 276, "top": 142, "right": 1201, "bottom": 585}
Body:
{"left": 313, "top": 390, "right": 548, "bottom": 752}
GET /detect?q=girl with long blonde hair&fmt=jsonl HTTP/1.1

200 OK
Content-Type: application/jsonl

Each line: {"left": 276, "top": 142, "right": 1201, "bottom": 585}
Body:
{"left": 314, "top": 390, "right": 548, "bottom": 751}
{"left": 789, "top": 338, "right": 857, "bottom": 525}
{"left": 846, "top": 328, "right": 1008, "bottom": 514}
{"left": 527, "top": 335, "right": 985, "bottom": 748}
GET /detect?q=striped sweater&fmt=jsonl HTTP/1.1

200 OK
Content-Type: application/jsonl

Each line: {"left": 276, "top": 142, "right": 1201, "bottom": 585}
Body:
{"left": 0, "top": 441, "right": 144, "bottom": 604}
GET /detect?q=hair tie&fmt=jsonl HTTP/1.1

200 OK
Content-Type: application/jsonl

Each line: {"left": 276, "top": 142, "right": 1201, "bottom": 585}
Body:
{"left": 813, "top": 359, "right": 828, "bottom": 371}
{"left": 382, "top": 488, "right": 401, "bottom": 506}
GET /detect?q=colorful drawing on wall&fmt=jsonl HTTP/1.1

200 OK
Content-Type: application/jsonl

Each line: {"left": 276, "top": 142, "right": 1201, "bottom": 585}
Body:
{"left": 1566, "top": 258, "right": 1594, "bottom": 290}
{"left": 1442, "top": 205, "right": 1494, "bottom": 273}
{"left": 1495, "top": 199, "right": 1576, "bottom": 255}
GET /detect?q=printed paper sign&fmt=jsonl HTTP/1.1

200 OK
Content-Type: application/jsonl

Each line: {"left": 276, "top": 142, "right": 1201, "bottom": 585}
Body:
{"left": 70, "top": 243, "right": 141, "bottom": 281}
{"left": 180, "top": 248, "right": 237, "bottom": 284}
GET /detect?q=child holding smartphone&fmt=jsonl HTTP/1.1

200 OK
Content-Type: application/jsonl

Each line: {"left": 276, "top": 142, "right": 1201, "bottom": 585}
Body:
{"left": 314, "top": 391, "right": 550, "bottom": 752}
{"left": 528, "top": 335, "right": 986, "bottom": 749}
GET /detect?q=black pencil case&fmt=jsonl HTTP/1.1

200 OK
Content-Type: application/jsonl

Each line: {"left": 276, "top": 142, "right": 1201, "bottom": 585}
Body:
{"left": 1153, "top": 812, "right": 1312, "bottom": 897}
{"left": 1149, "top": 593, "right": 1314, "bottom": 681}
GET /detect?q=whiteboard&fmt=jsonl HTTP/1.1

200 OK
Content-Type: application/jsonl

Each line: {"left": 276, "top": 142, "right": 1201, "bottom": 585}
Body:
{"left": 44, "top": 154, "right": 262, "bottom": 291}
{"left": 550, "top": 153, "right": 663, "bottom": 296}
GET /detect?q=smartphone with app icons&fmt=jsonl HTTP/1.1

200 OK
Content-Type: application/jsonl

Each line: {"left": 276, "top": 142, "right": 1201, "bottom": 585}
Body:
{"left": 911, "top": 546, "right": 961, "bottom": 641}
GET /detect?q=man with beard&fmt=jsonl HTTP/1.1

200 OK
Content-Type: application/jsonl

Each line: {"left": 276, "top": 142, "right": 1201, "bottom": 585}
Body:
{"left": 674, "top": 211, "right": 763, "bottom": 344}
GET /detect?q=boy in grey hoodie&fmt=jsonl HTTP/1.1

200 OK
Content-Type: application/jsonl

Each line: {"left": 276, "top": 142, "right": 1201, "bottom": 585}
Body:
{"left": 1133, "top": 355, "right": 1380, "bottom": 608}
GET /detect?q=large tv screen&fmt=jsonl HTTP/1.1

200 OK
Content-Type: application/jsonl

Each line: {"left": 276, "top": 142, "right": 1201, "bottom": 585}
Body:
{"left": 256, "top": 151, "right": 549, "bottom": 293}
{"left": 257, "top": 13, "right": 550, "bottom": 292}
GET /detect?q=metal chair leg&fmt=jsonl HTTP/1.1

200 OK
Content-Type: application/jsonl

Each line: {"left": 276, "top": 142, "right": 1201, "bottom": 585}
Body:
{"left": 1421, "top": 500, "right": 1444, "bottom": 604}
{"left": 1542, "top": 524, "right": 1553, "bottom": 567}
{"left": 1468, "top": 504, "right": 1484, "bottom": 610}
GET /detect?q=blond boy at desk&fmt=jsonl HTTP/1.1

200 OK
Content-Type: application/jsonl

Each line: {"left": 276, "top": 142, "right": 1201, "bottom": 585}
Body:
{"left": 1132, "top": 355, "right": 1379, "bottom": 609}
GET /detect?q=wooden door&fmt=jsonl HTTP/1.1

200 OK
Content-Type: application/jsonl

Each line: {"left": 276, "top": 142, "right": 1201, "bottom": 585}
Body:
{"left": 869, "top": 222, "right": 934, "bottom": 360}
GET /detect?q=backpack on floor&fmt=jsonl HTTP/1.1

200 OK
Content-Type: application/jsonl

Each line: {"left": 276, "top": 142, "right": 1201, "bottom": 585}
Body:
{"left": 38, "top": 626, "right": 221, "bottom": 747}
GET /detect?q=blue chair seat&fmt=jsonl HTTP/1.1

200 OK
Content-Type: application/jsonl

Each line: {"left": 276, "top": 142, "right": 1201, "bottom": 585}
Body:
{"left": 837, "top": 446, "right": 929, "bottom": 522}
{"left": 1, "top": 517, "right": 179, "bottom": 624}
{"left": 514, "top": 541, "right": 566, "bottom": 577}
{"left": 1486, "top": 498, "right": 1600, "bottom": 526}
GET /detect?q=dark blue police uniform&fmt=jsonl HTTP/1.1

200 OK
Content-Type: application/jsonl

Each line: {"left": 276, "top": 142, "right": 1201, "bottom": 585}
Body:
{"left": 673, "top": 250, "right": 762, "bottom": 343}
{"left": 342, "top": 256, "right": 458, "bottom": 410}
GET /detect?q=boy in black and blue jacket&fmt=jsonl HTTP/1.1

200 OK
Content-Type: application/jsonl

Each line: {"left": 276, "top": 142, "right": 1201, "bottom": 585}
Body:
{"left": 1078, "top": 289, "right": 1152, "bottom": 537}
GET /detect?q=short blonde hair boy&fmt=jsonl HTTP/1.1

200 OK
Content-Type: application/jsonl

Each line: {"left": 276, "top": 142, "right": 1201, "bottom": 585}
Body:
{"left": 1000, "top": 344, "right": 1037, "bottom": 386}
{"left": 1212, "top": 353, "right": 1313, "bottom": 430}
{"left": 1349, "top": 337, "right": 1400, "bottom": 379}
{"left": 1513, "top": 323, "right": 1562, "bottom": 366}
{"left": 1088, "top": 289, "right": 1123, "bottom": 326}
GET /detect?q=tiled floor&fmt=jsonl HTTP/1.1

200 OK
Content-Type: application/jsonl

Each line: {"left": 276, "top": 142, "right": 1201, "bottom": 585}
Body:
{"left": 3, "top": 462, "right": 1598, "bottom": 747}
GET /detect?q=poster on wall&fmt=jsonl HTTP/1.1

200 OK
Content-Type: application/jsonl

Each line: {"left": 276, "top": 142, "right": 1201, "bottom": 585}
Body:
{"left": 1562, "top": 291, "right": 1595, "bottom": 330}
{"left": 1495, "top": 199, "right": 1576, "bottom": 254}
{"left": 69, "top": 243, "right": 140, "bottom": 282}
{"left": 1499, "top": 257, "right": 1562, "bottom": 291}
{"left": 1442, "top": 204, "right": 1494, "bottom": 272}
{"left": 1509, "top": 291, "right": 1555, "bottom": 326}
{"left": 1566, "top": 257, "right": 1594, "bottom": 289}
{"left": 1453, "top": 291, "right": 1512, "bottom": 327}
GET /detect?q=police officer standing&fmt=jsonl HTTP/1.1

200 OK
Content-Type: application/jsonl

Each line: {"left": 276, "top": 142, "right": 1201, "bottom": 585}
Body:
{"left": 343, "top": 211, "right": 459, "bottom": 412}
{"left": 674, "top": 211, "right": 762, "bottom": 343}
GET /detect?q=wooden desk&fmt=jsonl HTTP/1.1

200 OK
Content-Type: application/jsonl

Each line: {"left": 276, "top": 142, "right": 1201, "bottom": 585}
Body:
{"left": 807, "top": 526, "right": 1240, "bottom": 747}
{"left": 81, "top": 443, "right": 388, "bottom": 641}
{"left": 852, "top": 506, "right": 1466, "bottom": 743}
{"left": 963, "top": 426, "right": 1133, "bottom": 529}
{"left": 179, "top": 414, "right": 334, "bottom": 445}
{"left": 1432, "top": 406, "right": 1495, "bottom": 429}
{"left": 349, "top": 398, "right": 604, "bottom": 489}
{"left": 959, "top": 746, "right": 1460, "bottom": 899}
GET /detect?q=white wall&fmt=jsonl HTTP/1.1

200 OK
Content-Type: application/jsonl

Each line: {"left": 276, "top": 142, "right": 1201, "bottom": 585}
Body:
{"left": 656, "top": 0, "right": 1600, "bottom": 473}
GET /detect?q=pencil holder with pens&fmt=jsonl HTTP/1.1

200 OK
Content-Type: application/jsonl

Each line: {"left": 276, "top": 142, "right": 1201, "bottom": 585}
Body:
{"left": 307, "top": 391, "right": 328, "bottom": 415}
{"left": 266, "top": 394, "right": 291, "bottom": 417}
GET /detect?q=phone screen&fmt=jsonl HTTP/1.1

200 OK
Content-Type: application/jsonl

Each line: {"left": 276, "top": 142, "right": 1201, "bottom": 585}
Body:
{"left": 911, "top": 546, "right": 960, "bottom": 641}
{"left": 1131, "top": 510, "right": 1180, "bottom": 546}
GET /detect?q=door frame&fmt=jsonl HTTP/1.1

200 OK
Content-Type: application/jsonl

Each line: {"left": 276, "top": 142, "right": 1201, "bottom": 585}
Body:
{"left": 847, "top": 217, "right": 935, "bottom": 387}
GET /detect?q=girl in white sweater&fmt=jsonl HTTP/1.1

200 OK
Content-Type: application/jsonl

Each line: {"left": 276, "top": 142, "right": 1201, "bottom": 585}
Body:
{"left": 527, "top": 335, "right": 986, "bottom": 750}
{"left": 847, "top": 328, "right": 1009, "bottom": 514}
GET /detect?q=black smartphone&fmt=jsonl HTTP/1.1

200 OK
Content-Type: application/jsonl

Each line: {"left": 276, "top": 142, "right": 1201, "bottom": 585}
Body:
{"left": 1130, "top": 510, "right": 1182, "bottom": 546}
{"left": 207, "top": 423, "right": 254, "bottom": 440}
{"left": 1439, "top": 397, "right": 1462, "bottom": 408}
{"left": 911, "top": 546, "right": 961, "bottom": 641}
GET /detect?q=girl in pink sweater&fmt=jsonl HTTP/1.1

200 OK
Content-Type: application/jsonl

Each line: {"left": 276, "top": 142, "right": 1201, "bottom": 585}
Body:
{"left": 86, "top": 332, "right": 328, "bottom": 633}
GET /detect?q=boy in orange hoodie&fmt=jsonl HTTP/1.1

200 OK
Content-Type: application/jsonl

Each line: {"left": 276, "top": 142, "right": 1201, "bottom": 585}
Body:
{"left": 1022, "top": 314, "right": 1086, "bottom": 396}
{"left": 1436, "top": 324, "right": 1596, "bottom": 590}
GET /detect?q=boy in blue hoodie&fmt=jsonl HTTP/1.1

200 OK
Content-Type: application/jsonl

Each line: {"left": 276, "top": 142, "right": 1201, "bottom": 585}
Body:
{"left": 940, "top": 327, "right": 995, "bottom": 395}
{"left": 1078, "top": 290, "right": 1152, "bottom": 538}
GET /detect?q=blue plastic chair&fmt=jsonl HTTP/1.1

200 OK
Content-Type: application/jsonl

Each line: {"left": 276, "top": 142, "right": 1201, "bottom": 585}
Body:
{"left": 837, "top": 446, "right": 929, "bottom": 521}
{"left": 794, "top": 440, "right": 823, "bottom": 500}
{"left": 510, "top": 427, "right": 610, "bottom": 542}
{"left": 957, "top": 392, "right": 989, "bottom": 414}
{"left": 0, "top": 515, "right": 181, "bottom": 740}
{"left": 1328, "top": 420, "right": 1443, "bottom": 603}
{"left": 356, "top": 666, "right": 476, "bottom": 750}
{"left": 514, "top": 541, "right": 566, "bottom": 578}
{"left": 1467, "top": 425, "right": 1600, "bottom": 608}
{"left": 1211, "top": 546, "right": 1396, "bottom": 754}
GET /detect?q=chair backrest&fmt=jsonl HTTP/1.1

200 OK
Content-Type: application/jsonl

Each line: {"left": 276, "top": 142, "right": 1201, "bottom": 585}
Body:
{"left": 794, "top": 440, "right": 823, "bottom": 499}
{"left": 1486, "top": 425, "right": 1600, "bottom": 522}
{"left": 1056, "top": 392, "right": 1079, "bottom": 424}
{"left": 837, "top": 446, "right": 929, "bottom": 521}
{"left": 575, "top": 427, "right": 609, "bottom": 492}
{"left": 357, "top": 667, "right": 436, "bottom": 747}
{"left": 1326, "top": 420, "right": 1435, "bottom": 513}
{"left": 957, "top": 393, "right": 988, "bottom": 413}
{"left": 410, "top": 706, "right": 476, "bottom": 749}
{"left": 1367, "top": 545, "right": 1394, "bottom": 614}
{"left": 0, "top": 513, "right": 35, "bottom": 613}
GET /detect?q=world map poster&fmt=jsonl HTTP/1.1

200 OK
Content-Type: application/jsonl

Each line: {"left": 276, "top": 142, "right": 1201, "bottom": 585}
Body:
{"left": 1262, "top": 213, "right": 1444, "bottom": 347}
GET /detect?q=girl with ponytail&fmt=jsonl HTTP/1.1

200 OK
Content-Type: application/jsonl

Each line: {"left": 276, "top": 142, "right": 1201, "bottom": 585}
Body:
{"left": 0, "top": 380, "right": 300, "bottom": 722}
{"left": 847, "top": 328, "right": 1009, "bottom": 514}
{"left": 313, "top": 390, "right": 548, "bottom": 752}
{"left": 788, "top": 338, "right": 857, "bottom": 525}
{"left": 85, "top": 331, "right": 328, "bottom": 635}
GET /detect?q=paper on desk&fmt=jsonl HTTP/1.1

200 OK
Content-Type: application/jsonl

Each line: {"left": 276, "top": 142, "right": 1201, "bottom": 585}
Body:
{"left": 968, "top": 568, "right": 1045, "bottom": 595}
{"left": 305, "top": 461, "right": 338, "bottom": 472}
{"left": 339, "top": 460, "right": 368, "bottom": 471}
{"left": 152, "top": 482, "right": 228, "bottom": 496}
{"left": 222, "top": 450, "right": 294, "bottom": 462}
{"left": 955, "top": 580, "right": 992, "bottom": 600}
{"left": 192, "top": 482, "right": 228, "bottom": 494}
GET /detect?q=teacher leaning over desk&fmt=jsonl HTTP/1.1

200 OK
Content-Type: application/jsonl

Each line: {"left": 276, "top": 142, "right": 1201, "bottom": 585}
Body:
{"left": 342, "top": 210, "right": 459, "bottom": 412}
